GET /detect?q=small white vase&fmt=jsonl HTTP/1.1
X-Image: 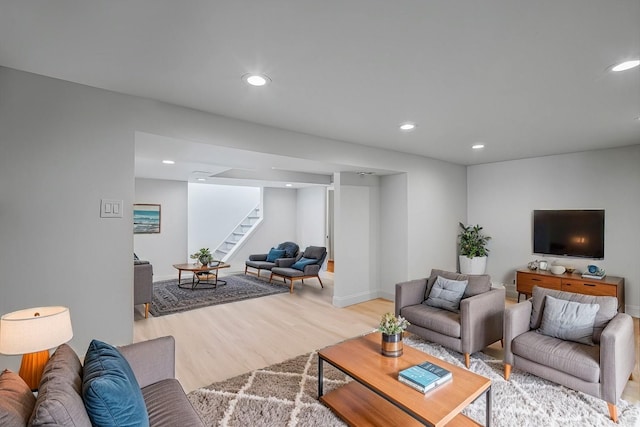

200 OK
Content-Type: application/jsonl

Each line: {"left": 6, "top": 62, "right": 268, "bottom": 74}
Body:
{"left": 459, "top": 255, "right": 487, "bottom": 274}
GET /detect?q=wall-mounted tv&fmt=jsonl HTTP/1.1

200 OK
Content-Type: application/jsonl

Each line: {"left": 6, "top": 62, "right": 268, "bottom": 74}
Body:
{"left": 533, "top": 210, "right": 604, "bottom": 259}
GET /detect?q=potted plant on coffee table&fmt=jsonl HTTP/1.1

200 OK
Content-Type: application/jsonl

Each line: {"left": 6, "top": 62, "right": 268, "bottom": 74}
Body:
{"left": 190, "top": 248, "right": 213, "bottom": 266}
{"left": 378, "top": 312, "right": 410, "bottom": 357}
{"left": 458, "top": 222, "right": 491, "bottom": 274}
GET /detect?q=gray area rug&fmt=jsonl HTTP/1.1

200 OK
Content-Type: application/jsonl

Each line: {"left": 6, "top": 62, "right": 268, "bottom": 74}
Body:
{"left": 188, "top": 335, "right": 640, "bottom": 427}
{"left": 150, "top": 274, "right": 289, "bottom": 316}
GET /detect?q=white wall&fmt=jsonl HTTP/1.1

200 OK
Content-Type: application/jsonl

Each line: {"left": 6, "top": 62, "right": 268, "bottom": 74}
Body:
{"left": 225, "top": 187, "right": 298, "bottom": 272}
{"left": 296, "top": 187, "right": 327, "bottom": 249}
{"left": 467, "top": 146, "right": 640, "bottom": 316}
{"left": 1, "top": 66, "right": 468, "bottom": 371}
{"left": 134, "top": 178, "right": 188, "bottom": 280}
{"left": 188, "top": 183, "right": 260, "bottom": 261}
{"left": 0, "top": 67, "right": 134, "bottom": 370}
{"left": 379, "top": 173, "right": 408, "bottom": 300}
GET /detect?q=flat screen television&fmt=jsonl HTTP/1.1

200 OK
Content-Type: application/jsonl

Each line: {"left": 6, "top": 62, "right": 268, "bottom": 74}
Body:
{"left": 533, "top": 210, "right": 604, "bottom": 259}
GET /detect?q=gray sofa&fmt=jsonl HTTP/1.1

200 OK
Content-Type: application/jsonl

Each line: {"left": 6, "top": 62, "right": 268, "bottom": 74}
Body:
{"left": 395, "top": 269, "right": 505, "bottom": 368}
{"left": 3, "top": 335, "right": 204, "bottom": 426}
{"left": 245, "top": 241, "right": 299, "bottom": 277}
{"left": 504, "top": 286, "right": 636, "bottom": 422}
{"left": 134, "top": 259, "right": 153, "bottom": 318}
{"left": 270, "top": 246, "right": 327, "bottom": 293}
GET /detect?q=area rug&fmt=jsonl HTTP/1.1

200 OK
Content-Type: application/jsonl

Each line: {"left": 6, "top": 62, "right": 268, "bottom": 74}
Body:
{"left": 149, "top": 274, "right": 289, "bottom": 316}
{"left": 187, "top": 335, "right": 640, "bottom": 427}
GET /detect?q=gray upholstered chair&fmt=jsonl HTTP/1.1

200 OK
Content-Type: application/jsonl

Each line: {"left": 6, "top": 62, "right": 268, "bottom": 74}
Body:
{"left": 395, "top": 269, "right": 505, "bottom": 368}
{"left": 245, "top": 241, "right": 299, "bottom": 277}
{"left": 504, "top": 286, "right": 635, "bottom": 422}
{"left": 134, "top": 259, "right": 153, "bottom": 318}
{"left": 269, "top": 246, "right": 327, "bottom": 293}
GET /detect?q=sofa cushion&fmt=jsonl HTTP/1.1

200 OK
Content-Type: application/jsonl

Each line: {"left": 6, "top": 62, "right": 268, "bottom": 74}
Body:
{"left": 302, "top": 246, "right": 325, "bottom": 260}
{"left": 276, "top": 241, "right": 299, "bottom": 258}
{"left": 30, "top": 344, "right": 92, "bottom": 427}
{"left": 271, "top": 267, "right": 305, "bottom": 278}
{"left": 266, "top": 248, "right": 286, "bottom": 262}
{"left": 291, "top": 257, "right": 317, "bottom": 271}
{"left": 142, "top": 379, "right": 204, "bottom": 427}
{"left": 424, "top": 276, "right": 468, "bottom": 313}
{"left": 537, "top": 295, "right": 599, "bottom": 345}
{"left": 245, "top": 260, "right": 276, "bottom": 270}
{"left": 401, "top": 304, "right": 461, "bottom": 338}
{"left": 426, "top": 269, "right": 490, "bottom": 298}
{"left": 511, "top": 330, "right": 600, "bottom": 383}
{"left": 0, "top": 369, "right": 36, "bottom": 427}
{"left": 530, "top": 287, "right": 617, "bottom": 343}
{"left": 82, "top": 340, "right": 149, "bottom": 427}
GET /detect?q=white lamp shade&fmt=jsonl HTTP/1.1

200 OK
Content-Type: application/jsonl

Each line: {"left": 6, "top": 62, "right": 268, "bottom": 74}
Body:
{"left": 0, "top": 306, "right": 73, "bottom": 355}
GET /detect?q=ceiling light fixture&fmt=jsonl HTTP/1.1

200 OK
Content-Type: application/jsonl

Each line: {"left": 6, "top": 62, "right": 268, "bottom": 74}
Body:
{"left": 162, "top": 160, "right": 175, "bottom": 164}
{"left": 611, "top": 59, "right": 640, "bottom": 72}
{"left": 242, "top": 73, "right": 271, "bottom": 87}
{"left": 196, "top": 178, "right": 206, "bottom": 182}
{"left": 285, "top": 183, "right": 293, "bottom": 187}
{"left": 472, "top": 144, "right": 485, "bottom": 150}
{"left": 399, "top": 122, "right": 416, "bottom": 131}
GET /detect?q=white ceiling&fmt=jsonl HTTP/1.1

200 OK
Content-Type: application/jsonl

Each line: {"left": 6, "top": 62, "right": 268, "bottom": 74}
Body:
{"left": 1, "top": 1, "right": 639, "bottom": 184}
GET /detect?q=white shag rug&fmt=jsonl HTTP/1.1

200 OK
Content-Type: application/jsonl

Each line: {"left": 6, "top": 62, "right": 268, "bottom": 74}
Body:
{"left": 187, "top": 335, "right": 640, "bottom": 426}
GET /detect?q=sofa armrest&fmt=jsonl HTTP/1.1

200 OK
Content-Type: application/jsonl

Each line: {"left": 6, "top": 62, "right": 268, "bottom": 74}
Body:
{"left": 276, "top": 258, "right": 297, "bottom": 268}
{"left": 600, "top": 313, "right": 636, "bottom": 404}
{"left": 119, "top": 336, "right": 175, "bottom": 389}
{"left": 134, "top": 263, "right": 153, "bottom": 305}
{"left": 303, "top": 264, "right": 321, "bottom": 275}
{"left": 503, "top": 300, "right": 532, "bottom": 365}
{"left": 395, "top": 279, "right": 428, "bottom": 316}
{"left": 249, "top": 254, "right": 268, "bottom": 261}
{"left": 460, "top": 288, "right": 505, "bottom": 354}
{"left": 274, "top": 257, "right": 296, "bottom": 267}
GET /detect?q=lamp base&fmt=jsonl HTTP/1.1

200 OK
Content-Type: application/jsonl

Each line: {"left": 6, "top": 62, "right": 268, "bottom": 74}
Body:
{"left": 19, "top": 350, "right": 49, "bottom": 391}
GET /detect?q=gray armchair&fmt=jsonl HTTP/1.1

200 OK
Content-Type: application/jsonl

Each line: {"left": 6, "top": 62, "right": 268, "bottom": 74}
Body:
{"left": 134, "top": 259, "right": 153, "bottom": 318}
{"left": 269, "top": 246, "right": 327, "bottom": 293}
{"left": 245, "top": 241, "right": 299, "bottom": 277}
{"left": 504, "top": 286, "right": 635, "bottom": 422}
{"left": 395, "top": 269, "right": 505, "bottom": 368}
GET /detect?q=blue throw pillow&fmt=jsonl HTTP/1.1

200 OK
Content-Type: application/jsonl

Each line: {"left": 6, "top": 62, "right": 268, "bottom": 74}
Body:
{"left": 266, "top": 248, "right": 286, "bottom": 262}
{"left": 291, "top": 257, "right": 317, "bottom": 271}
{"left": 82, "top": 340, "right": 149, "bottom": 427}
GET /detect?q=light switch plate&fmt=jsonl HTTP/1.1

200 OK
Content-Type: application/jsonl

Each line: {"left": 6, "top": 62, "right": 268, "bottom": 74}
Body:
{"left": 101, "top": 199, "right": 123, "bottom": 218}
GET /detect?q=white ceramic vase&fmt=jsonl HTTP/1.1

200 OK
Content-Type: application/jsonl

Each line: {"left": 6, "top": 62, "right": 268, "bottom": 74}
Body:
{"left": 459, "top": 255, "right": 487, "bottom": 275}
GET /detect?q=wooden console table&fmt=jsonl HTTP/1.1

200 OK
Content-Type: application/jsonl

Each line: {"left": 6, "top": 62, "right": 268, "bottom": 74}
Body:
{"left": 516, "top": 269, "right": 625, "bottom": 312}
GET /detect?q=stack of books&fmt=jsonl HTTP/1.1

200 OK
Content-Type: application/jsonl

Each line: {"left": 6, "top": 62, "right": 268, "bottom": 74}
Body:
{"left": 398, "top": 361, "right": 452, "bottom": 393}
{"left": 581, "top": 270, "right": 605, "bottom": 280}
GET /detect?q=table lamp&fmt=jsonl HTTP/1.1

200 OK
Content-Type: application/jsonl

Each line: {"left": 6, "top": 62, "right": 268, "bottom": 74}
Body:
{"left": 0, "top": 306, "right": 73, "bottom": 390}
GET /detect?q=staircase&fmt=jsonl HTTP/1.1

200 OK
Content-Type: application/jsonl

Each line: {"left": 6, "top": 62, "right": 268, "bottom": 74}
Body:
{"left": 213, "top": 204, "right": 262, "bottom": 261}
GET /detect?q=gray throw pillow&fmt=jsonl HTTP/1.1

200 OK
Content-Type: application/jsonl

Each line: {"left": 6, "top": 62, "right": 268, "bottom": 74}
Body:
{"left": 423, "top": 276, "right": 468, "bottom": 313}
{"left": 0, "top": 369, "right": 36, "bottom": 427}
{"left": 537, "top": 295, "right": 600, "bottom": 345}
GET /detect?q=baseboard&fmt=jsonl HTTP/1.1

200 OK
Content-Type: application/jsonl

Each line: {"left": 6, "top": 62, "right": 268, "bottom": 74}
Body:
{"left": 625, "top": 304, "right": 639, "bottom": 318}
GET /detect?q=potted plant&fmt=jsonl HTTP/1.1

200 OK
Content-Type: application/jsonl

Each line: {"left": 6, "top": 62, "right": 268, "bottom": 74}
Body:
{"left": 378, "top": 312, "right": 410, "bottom": 357}
{"left": 190, "top": 248, "right": 213, "bottom": 266}
{"left": 458, "top": 222, "right": 491, "bottom": 274}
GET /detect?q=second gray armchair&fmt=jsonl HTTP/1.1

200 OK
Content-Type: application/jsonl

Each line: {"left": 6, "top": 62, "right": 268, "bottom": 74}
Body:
{"left": 395, "top": 269, "right": 505, "bottom": 368}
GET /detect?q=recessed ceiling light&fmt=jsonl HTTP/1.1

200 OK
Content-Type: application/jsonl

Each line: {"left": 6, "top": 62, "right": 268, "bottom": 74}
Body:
{"left": 611, "top": 60, "right": 640, "bottom": 72}
{"left": 196, "top": 178, "right": 206, "bottom": 182}
{"left": 285, "top": 183, "right": 293, "bottom": 187}
{"left": 399, "top": 122, "right": 416, "bottom": 131}
{"left": 242, "top": 73, "right": 271, "bottom": 87}
{"left": 472, "top": 144, "right": 485, "bottom": 150}
{"left": 162, "top": 160, "right": 175, "bottom": 164}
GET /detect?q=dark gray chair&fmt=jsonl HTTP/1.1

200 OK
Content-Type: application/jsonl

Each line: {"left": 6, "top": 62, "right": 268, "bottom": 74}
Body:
{"left": 134, "top": 259, "right": 153, "bottom": 318}
{"left": 269, "top": 246, "right": 327, "bottom": 293}
{"left": 504, "top": 286, "right": 635, "bottom": 422}
{"left": 244, "top": 241, "right": 299, "bottom": 277}
{"left": 395, "top": 269, "right": 505, "bottom": 368}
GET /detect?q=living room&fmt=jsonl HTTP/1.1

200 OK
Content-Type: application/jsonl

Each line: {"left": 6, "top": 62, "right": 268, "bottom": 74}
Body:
{"left": 1, "top": 2, "right": 638, "bottom": 425}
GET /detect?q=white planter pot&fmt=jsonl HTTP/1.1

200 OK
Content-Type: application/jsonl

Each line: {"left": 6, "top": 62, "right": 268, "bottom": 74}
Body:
{"left": 459, "top": 255, "right": 487, "bottom": 275}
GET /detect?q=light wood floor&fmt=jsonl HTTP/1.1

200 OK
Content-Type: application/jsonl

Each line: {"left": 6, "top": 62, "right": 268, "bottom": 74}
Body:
{"left": 133, "top": 272, "right": 639, "bottom": 404}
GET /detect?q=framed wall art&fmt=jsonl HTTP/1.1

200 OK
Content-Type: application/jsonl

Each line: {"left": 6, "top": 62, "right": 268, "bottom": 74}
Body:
{"left": 133, "top": 204, "right": 161, "bottom": 234}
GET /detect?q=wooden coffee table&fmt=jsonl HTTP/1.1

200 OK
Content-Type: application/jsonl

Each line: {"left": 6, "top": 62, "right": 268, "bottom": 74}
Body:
{"left": 318, "top": 333, "right": 491, "bottom": 427}
{"left": 172, "top": 262, "right": 230, "bottom": 290}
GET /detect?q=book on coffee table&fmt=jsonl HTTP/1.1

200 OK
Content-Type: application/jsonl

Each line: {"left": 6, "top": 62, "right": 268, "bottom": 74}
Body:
{"left": 398, "top": 361, "right": 452, "bottom": 393}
